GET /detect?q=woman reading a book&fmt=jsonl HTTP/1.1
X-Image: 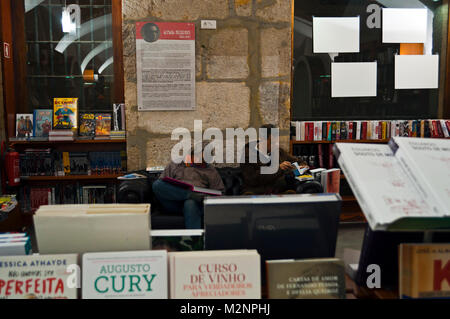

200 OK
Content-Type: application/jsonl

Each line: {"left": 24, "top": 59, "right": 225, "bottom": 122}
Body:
{"left": 152, "top": 142, "right": 225, "bottom": 229}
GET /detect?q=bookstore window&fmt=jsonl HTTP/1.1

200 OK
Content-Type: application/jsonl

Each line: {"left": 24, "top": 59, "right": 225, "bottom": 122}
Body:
{"left": 23, "top": 0, "right": 114, "bottom": 113}
{"left": 292, "top": 0, "right": 449, "bottom": 121}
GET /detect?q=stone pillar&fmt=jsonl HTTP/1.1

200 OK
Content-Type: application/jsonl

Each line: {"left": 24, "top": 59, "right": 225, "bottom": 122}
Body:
{"left": 123, "top": 0, "right": 292, "bottom": 169}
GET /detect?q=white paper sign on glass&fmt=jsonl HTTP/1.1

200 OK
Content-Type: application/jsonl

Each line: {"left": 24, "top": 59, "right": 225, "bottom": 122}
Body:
{"left": 395, "top": 55, "right": 439, "bottom": 89}
{"left": 313, "top": 17, "right": 360, "bottom": 53}
{"left": 331, "top": 62, "right": 377, "bottom": 98}
{"left": 382, "top": 8, "right": 428, "bottom": 43}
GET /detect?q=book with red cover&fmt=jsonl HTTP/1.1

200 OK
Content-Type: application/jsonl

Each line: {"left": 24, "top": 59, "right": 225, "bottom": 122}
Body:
{"left": 328, "top": 144, "right": 334, "bottom": 169}
{"left": 362, "top": 122, "right": 368, "bottom": 140}
{"left": 432, "top": 120, "right": 439, "bottom": 138}
{"left": 318, "top": 144, "right": 324, "bottom": 168}
{"left": 348, "top": 122, "right": 353, "bottom": 140}
{"left": 435, "top": 120, "right": 444, "bottom": 138}
{"left": 162, "top": 177, "right": 222, "bottom": 196}
{"left": 326, "top": 169, "right": 341, "bottom": 194}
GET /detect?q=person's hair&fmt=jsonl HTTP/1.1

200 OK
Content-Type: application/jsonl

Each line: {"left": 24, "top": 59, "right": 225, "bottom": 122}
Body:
{"left": 260, "top": 124, "right": 276, "bottom": 139}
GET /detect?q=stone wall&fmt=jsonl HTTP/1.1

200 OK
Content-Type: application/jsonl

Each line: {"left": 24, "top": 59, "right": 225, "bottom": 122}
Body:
{"left": 123, "top": 0, "right": 292, "bottom": 170}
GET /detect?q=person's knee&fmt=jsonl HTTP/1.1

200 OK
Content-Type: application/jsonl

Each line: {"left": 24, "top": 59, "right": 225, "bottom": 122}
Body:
{"left": 152, "top": 179, "right": 163, "bottom": 196}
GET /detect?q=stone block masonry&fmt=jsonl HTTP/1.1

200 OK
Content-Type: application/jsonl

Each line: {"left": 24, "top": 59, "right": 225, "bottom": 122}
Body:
{"left": 123, "top": 0, "right": 293, "bottom": 169}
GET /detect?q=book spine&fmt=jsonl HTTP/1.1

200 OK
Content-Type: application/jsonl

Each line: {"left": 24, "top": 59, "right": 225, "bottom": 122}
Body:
{"left": 348, "top": 122, "right": 353, "bottom": 140}
{"left": 336, "top": 122, "right": 341, "bottom": 141}
{"left": 441, "top": 120, "right": 449, "bottom": 138}
{"left": 322, "top": 122, "right": 327, "bottom": 141}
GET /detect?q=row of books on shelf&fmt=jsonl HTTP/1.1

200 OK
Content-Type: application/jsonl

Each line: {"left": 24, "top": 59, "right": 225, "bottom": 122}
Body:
{"left": 1, "top": 244, "right": 448, "bottom": 299}
{"left": 15, "top": 99, "right": 125, "bottom": 140}
{"left": 18, "top": 183, "right": 117, "bottom": 213}
{"left": 19, "top": 149, "right": 126, "bottom": 177}
{"left": 292, "top": 119, "right": 450, "bottom": 142}
{"left": 0, "top": 247, "right": 346, "bottom": 299}
{"left": 293, "top": 143, "right": 337, "bottom": 169}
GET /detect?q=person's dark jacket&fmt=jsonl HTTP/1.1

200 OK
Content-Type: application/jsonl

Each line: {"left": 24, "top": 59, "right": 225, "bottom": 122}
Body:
{"left": 240, "top": 141, "right": 298, "bottom": 194}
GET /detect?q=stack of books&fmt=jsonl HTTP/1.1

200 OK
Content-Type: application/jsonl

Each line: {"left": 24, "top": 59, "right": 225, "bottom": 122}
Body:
{"left": 110, "top": 130, "right": 126, "bottom": 140}
{"left": 0, "top": 233, "right": 32, "bottom": 256}
{"left": 49, "top": 129, "right": 74, "bottom": 141}
{"left": 292, "top": 119, "right": 450, "bottom": 142}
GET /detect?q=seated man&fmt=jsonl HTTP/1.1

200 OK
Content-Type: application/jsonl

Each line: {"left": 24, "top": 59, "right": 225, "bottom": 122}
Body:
{"left": 152, "top": 143, "right": 225, "bottom": 229}
{"left": 240, "top": 124, "right": 307, "bottom": 194}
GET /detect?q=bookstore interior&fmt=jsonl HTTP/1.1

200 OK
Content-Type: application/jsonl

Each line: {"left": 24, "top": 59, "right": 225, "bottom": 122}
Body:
{"left": 0, "top": 0, "right": 450, "bottom": 301}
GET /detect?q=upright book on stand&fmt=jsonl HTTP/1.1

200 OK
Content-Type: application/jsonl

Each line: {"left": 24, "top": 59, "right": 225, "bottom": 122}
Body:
{"left": 388, "top": 137, "right": 450, "bottom": 216}
{"left": 334, "top": 142, "right": 450, "bottom": 231}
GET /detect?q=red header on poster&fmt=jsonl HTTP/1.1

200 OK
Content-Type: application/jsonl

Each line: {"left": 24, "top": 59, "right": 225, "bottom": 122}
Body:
{"left": 136, "top": 22, "right": 195, "bottom": 41}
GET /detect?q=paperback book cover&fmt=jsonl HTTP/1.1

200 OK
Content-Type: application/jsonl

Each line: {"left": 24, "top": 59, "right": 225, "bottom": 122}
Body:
{"left": 53, "top": 98, "right": 78, "bottom": 129}
{"left": 266, "top": 258, "right": 346, "bottom": 299}
{"left": 82, "top": 250, "right": 168, "bottom": 299}
{"left": 16, "top": 114, "right": 34, "bottom": 138}
{"left": 400, "top": 244, "right": 450, "bottom": 299}
{"left": 79, "top": 113, "right": 96, "bottom": 137}
{"left": 33, "top": 109, "right": 52, "bottom": 137}
{"left": 95, "top": 113, "right": 112, "bottom": 136}
{"left": 0, "top": 254, "right": 78, "bottom": 299}
{"left": 169, "top": 250, "right": 261, "bottom": 299}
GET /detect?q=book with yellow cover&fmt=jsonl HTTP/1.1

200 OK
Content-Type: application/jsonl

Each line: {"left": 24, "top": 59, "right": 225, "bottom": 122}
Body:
{"left": 53, "top": 98, "right": 78, "bottom": 129}
{"left": 399, "top": 243, "right": 450, "bottom": 299}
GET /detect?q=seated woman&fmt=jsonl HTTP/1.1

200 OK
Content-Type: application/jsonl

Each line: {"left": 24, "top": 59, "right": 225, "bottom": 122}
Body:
{"left": 152, "top": 143, "right": 225, "bottom": 229}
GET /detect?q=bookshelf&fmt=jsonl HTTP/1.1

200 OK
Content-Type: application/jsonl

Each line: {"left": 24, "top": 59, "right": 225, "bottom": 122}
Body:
{"left": 8, "top": 138, "right": 127, "bottom": 218}
{"left": 21, "top": 174, "right": 123, "bottom": 182}
{"left": 9, "top": 139, "right": 126, "bottom": 146}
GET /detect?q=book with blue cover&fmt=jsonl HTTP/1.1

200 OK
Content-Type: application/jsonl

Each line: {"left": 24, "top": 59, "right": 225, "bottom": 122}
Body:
{"left": 33, "top": 109, "right": 52, "bottom": 137}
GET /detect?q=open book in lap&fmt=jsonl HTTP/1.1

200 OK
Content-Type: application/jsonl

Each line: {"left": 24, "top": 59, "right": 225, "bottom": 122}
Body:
{"left": 162, "top": 177, "right": 222, "bottom": 196}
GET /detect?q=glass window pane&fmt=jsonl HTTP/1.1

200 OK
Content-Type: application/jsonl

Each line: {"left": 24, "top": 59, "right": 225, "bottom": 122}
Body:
{"left": 293, "top": 0, "right": 448, "bottom": 121}
{"left": 24, "top": 0, "right": 114, "bottom": 113}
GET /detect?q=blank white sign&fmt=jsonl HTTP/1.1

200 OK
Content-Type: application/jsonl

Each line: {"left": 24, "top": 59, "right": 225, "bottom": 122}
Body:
{"left": 382, "top": 8, "right": 428, "bottom": 43}
{"left": 395, "top": 55, "right": 439, "bottom": 89}
{"left": 313, "top": 17, "right": 360, "bottom": 53}
{"left": 332, "top": 62, "right": 377, "bottom": 98}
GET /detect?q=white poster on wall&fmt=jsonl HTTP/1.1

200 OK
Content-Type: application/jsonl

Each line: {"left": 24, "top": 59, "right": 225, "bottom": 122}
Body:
{"left": 313, "top": 17, "right": 360, "bottom": 53}
{"left": 395, "top": 55, "right": 439, "bottom": 89}
{"left": 331, "top": 62, "right": 377, "bottom": 98}
{"left": 382, "top": 8, "right": 428, "bottom": 43}
{"left": 136, "top": 22, "right": 196, "bottom": 111}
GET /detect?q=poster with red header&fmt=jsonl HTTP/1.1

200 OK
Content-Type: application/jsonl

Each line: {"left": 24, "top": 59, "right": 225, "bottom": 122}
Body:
{"left": 136, "top": 22, "right": 196, "bottom": 111}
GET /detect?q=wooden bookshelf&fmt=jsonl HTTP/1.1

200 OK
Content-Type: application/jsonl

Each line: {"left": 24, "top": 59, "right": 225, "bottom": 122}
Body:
{"left": 20, "top": 174, "right": 123, "bottom": 182}
{"left": 9, "top": 139, "right": 126, "bottom": 146}
{"left": 291, "top": 139, "right": 389, "bottom": 145}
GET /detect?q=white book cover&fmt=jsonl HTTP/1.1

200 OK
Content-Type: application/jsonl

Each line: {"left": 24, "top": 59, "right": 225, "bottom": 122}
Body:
{"left": 440, "top": 120, "right": 449, "bottom": 137}
{"left": 0, "top": 254, "right": 78, "bottom": 299}
{"left": 390, "top": 137, "right": 450, "bottom": 216}
{"left": 356, "top": 121, "right": 361, "bottom": 140}
{"left": 82, "top": 250, "right": 167, "bottom": 299}
{"left": 169, "top": 250, "right": 261, "bottom": 299}
{"left": 334, "top": 143, "right": 436, "bottom": 230}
